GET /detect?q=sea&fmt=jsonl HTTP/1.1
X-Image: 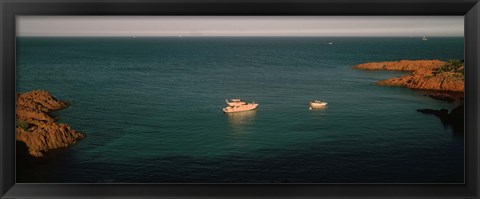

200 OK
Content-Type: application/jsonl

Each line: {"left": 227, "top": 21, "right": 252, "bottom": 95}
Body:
{"left": 16, "top": 37, "right": 464, "bottom": 183}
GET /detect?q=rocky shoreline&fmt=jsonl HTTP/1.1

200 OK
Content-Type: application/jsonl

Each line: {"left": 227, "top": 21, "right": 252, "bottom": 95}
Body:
{"left": 353, "top": 60, "right": 464, "bottom": 92}
{"left": 353, "top": 59, "right": 464, "bottom": 134}
{"left": 16, "top": 90, "right": 85, "bottom": 157}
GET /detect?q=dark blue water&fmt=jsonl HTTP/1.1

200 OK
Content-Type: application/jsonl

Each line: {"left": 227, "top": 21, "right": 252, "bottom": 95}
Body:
{"left": 16, "top": 37, "right": 464, "bottom": 183}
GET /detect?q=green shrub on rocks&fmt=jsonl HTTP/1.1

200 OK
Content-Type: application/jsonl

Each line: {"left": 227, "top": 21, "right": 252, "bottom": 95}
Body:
{"left": 16, "top": 119, "right": 30, "bottom": 131}
{"left": 433, "top": 59, "right": 464, "bottom": 75}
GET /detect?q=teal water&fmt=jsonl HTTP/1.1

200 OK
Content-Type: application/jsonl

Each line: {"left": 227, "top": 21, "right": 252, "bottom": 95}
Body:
{"left": 16, "top": 37, "right": 464, "bottom": 183}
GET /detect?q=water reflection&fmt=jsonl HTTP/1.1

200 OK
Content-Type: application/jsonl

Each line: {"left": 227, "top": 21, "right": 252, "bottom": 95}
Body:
{"left": 225, "top": 110, "right": 257, "bottom": 137}
{"left": 309, "top": 106, "right": 328, "bottom": 119}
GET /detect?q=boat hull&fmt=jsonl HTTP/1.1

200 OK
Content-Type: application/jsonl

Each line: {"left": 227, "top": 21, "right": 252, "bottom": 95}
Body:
{"left": 223, "top": 104, "right": 258, "bottom": 113}
{"left": 310, "top": 102, "right": 328, "bottom": 108}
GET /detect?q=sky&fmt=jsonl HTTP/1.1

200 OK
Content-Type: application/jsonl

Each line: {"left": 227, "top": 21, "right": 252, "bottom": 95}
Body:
{"left": 17, "top": 16, "right": 463, "bottom": 37}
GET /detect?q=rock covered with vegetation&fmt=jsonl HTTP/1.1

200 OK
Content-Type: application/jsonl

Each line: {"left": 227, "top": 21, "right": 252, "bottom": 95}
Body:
{"left": 353, "top": 59, "right": 464, "bottom": 92}
{"left": 16, "top": 90, "right": 85, "bottom": 157}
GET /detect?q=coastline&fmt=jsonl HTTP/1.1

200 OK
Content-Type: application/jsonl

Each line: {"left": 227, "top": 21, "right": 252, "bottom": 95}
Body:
{"left": 16, "top": 90, "right": 85, "bottom": 157}
{"left": 352, "top": 59, "right": 464, "bottom": 93}
{"left": 353, "top": 59, "right": 465, "bottom": 134}
{"left": 15, "top": 37, "right": 465, "bottom": 183}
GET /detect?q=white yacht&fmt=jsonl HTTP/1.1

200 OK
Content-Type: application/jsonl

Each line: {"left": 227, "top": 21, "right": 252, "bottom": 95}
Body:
{"left": 223, "top": 99, "right": 258, "bottom": 113}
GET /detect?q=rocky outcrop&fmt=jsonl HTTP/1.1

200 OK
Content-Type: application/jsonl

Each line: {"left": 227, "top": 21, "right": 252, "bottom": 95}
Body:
{"left": 376, "top": 70, "right": 464, "bottom": 92}
{"left": 353, "top": 60, "right": 464, "bottom": 92}
{"left": 417, "top": 104, "right": 464, "bottom": 134}
{"left": 354, "top": 60, "right": 465, "bottom": 135}
{"left": 16, "top": 90, "right": 85, "bottom": 157}
{"left": 352, "top": 60, "right": 446, "bottom": 71}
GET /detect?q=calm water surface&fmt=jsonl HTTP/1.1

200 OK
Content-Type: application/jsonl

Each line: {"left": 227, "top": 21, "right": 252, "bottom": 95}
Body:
{"left": 16, "top": 37, "right": 464, "bottom": 183}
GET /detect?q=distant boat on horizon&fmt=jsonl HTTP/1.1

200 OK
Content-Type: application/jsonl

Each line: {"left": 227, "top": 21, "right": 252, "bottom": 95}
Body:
{"left": 422, "top": 36, "right": 428, "bottom": 41}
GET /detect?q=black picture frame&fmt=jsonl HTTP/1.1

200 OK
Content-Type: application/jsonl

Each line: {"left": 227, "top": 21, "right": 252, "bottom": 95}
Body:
{"left": 1, "top": 0, "right": 479, "bottom": 198}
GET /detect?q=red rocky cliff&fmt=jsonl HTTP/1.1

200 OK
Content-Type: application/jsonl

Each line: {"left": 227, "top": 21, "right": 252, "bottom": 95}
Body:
{"left": 16, "top": 90, "right": 85, "bottom": 157}
{"left": 353, "top": 60, "right": 464, "bottom": 92}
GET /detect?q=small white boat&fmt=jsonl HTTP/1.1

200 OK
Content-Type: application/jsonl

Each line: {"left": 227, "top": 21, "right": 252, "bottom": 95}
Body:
{"left": 309, "top": 100, "right": 328, "bottom": 109}
{"left": 422, "top": 36, "right": 428, "bottom": 41}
